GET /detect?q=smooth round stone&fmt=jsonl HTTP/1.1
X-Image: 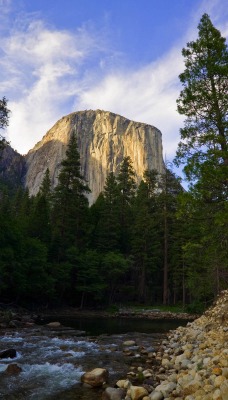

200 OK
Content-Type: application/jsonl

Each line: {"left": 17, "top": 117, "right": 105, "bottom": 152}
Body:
{"left": 123, "top": 340, "right": 136, "bottom": 346}
{"left": 214, "top": 375, "right": 226, "bottom": 387}
{"left": 149, "top": 391, "right": 163, "bottom": 400}
{"left": 213, "top": 389, "right": 222, "bottom": 400}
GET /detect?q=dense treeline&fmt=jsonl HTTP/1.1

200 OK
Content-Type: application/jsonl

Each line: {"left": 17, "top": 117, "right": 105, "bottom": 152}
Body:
{"left": 0, "top": 136, "right": 185, "bottom": 309}
{"left": 0, "top": 133, "right": 226, "bottom": 311}
{"left": 0, "top": 14, "right": 227, "bottom": 312}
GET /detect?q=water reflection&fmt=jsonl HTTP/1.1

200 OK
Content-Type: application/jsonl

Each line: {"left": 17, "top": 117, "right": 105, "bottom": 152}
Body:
{"left": 42, "top": 316, "right": 188, "bottom": 336}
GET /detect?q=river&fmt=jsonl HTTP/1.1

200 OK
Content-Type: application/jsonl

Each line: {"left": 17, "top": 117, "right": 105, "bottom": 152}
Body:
{"left": 0, "top": 317, "right": 188, "bottom": 400}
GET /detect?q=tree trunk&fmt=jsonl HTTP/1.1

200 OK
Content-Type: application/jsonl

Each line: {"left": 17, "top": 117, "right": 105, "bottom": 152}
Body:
{"left": 80, "top": 291, "right": 85, "bottom": 310}
{"left": 163, "top": 203, "right": 168, "bottom": 305}
{"left": 182, "top": 260, "right": 186, "bottom": 307}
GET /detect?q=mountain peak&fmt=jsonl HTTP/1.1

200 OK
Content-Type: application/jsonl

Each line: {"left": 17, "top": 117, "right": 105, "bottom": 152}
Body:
{"left": 23, "top": 110, "right": 164, "bottom": 204}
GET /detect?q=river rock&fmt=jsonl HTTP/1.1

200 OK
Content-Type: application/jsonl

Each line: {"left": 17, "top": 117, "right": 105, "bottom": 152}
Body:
{"left": 46, "top": 321, "right": 61, "bottom": 327}
{"left": 149, "top": 392, "right": 163, "bottom": 400}
{"left": 0, "top": 349, "right": 17, "bottom": 359}
{"left": 154, "top": 381, "right": 176, "bottom": 397}
{"left": 5, "top": 363, "right": 22, "bottom": 375}
{"left": 220, "top": 380, "right": 228, "bottom": 399}
{"left": 102, "top": 387, "right": 125, "bottom": 400}
{"left": 81, "top": 367, "right": 109, "bottom": 387}
{"left": 116, "top": 379, "right": 131, "bottom": 389}
{"left": 123, "top": 340, "right": 136, "bottom": 346}
{"left": 129, "top": 385, "right": 148, "bottom": 400}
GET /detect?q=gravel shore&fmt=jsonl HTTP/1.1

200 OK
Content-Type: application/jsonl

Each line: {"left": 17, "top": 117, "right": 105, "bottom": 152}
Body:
{"left": 103, "top": 290, "right": 228, "bottom": 400}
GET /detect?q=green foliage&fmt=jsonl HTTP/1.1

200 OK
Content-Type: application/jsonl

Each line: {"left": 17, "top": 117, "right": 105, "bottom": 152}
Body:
{"left": 117, "top": 156, "right": 136, "bottom": 203}
{"left": 0, "top": 97, "right": 10, "bottom": 148}
{"left": 175, "top": 13, "right": 228, "bottom": 179}
{"left": 117, "top": 156, "right": 136, "bottom": 254}
{"left": 39, "top": 168, "right": 52, "bottom": 199}
{"left": 92, "top": 173, "right": 121, "bottom": 252}
{"left": 174, "top": 14, "right": 228, "bottom": 305}
{"left": 51, "top": 132, "right": 90, "bottom": 258}
{"left": 186, "top": 301, "right": 206, "bottom": 315}
{"left": 131, "top": 173, "right": 162, "bottom": 303}
{"left": 28, "top": 195, "right": 51, "bottom": 244}
{"left": 105, "top": 304, "right": 119, "bottom": 313}
{"left": 101, "top": 251, "right": 129, "bottom": 304}
{"left": 72, "top": 249, "right": 106, "bottom": 308}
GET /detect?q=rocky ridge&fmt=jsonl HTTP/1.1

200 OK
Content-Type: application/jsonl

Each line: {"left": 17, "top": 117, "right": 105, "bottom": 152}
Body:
{"left": 101, "top": 290, "right": 228, "bottom": 400}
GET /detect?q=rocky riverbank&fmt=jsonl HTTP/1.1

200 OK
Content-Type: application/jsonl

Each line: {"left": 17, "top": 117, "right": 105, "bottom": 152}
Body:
{"left": 101, "top": 290, "right": 228, "bottom": 400}
{"left": 0, "top": 293, "right": 227, "bottom": 399}
{"left": 39, "top": 307, "right": 199, "bottom": 322}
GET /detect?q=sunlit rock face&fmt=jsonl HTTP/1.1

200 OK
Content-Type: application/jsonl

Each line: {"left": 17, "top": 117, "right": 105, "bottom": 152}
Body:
{"left": 25, "top": 110, "right": 165, "bottom": 204}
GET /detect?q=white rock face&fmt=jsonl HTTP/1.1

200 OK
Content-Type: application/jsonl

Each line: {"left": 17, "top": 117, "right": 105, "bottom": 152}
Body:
{"left": 25, "top": 110, "right": 164, "bottom": 204}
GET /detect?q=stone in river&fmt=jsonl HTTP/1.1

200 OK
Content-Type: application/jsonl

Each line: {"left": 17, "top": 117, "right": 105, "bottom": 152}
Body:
{"left": 0, "top": 349, "right": 17, "bottom": 359}
{"left": 123, "top": 340, "right": 136, "bottom": 346}
{"left": 5, "top": 363, "right": 22, "bottom": 375}
{"left": 46, "top": 321, "right": 61, "bottom": 327}
{"left": 81, "top": 367, "right": 109, "bottom": 387}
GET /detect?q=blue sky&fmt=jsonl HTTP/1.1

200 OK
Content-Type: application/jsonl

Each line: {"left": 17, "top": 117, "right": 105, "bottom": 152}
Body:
{"left": 1, "top": 0, "right": 228, "bottom": 172}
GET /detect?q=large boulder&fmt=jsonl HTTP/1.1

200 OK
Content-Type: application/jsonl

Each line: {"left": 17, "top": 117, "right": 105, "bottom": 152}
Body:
{"left": 5, "top": 363, "right": 22, "bottom": 375}
{"left": 0, "top": 349, "right": 17, "bottom": 359}
{"left": 81, "top": 368, "right": 109, "bottom": 387}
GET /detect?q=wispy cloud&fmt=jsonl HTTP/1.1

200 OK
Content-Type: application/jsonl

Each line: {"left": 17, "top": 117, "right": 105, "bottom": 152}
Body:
{"left": 0, "top": 14, "right": 117, "bottom": 153}
{"left": 77, "top": 48, "right": 185, "bottom": 159}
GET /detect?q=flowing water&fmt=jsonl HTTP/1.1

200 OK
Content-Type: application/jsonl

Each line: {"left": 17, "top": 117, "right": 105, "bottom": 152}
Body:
{"left": 0, "top": 317, "right": 188, "bottom": 399}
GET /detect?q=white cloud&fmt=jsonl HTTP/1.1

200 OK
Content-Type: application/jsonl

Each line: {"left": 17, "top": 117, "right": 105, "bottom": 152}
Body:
{"left": 77, "top": 45, "right": 184, "bottom": 161}
{"left": 0, "top": 16, "right": 114, "bottom": 153}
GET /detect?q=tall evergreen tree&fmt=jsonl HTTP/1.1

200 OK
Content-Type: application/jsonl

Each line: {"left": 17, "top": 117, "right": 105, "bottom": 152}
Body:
{"left": 175, "top": 13, "right": 228, "bottom": 184}
{"left": 39, "top": 168, "right": 52, "bottom": 198}
{"left": 93, "top": 172, "right": 120, "bottom": 252}
{"left": 0, "top": 97, "right": 10, "bottom": 149}
{"left": 175, "top": 14, "right": 228, "bottom": 303}
{"left": 28, "top": 170, "right": 52, "bottom": 245}
{"left": 117, "top": 156, "right": 136, "bottom": 254}
{"left": 158, "top": 167, "right": 183, "bottom": 305}
{"left": 52, "top": 132, "right": 90, "bottom": 260}
{"left": 131, "top": 170, "right": 162, "bottom": 303}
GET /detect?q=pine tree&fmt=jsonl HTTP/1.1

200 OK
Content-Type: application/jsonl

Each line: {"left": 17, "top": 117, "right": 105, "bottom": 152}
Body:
{"left": 39, "top": 168, "right": 52, "bottom": 199}
{"left": 93, "top": 172, "right": 120, "bottom": 252}
{"left": 52, "top": 132, "right": 90, "bottom": 259}
{"left": 175, "top": 13, "right": 228, "bottom": 185}
{"left": 0, "top": 97, "right": 10, "bottom": 149}
{"left": 131, "top": 171, "right": 162, "bottom": 303}
{"left": 117, "top": 156, "right": 136, "bottom": 254}
{"left": 175, "top": 14, "right": 228, "bottom": 303}
{"left": 158, "top": 167, "right": 183, "bottom": 305}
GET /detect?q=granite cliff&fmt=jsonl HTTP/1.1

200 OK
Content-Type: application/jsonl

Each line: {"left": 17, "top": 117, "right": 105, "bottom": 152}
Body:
{"left": 0, "top": 145, "right": 25, "bottom": 190}
{"left": 24, "top": 110, "right": 165, "bottom": 204}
